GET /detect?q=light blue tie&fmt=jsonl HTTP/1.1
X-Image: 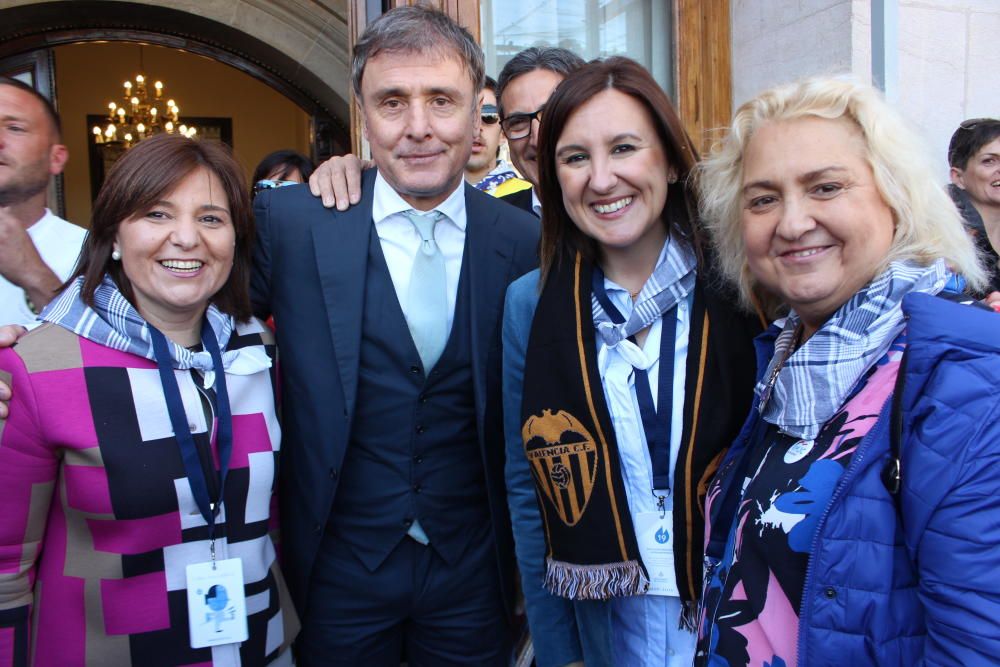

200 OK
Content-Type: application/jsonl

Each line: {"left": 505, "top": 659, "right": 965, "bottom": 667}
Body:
{"left": 403, "top": 209, "right": 446, "bottom": 546}
{"left": 404, "top": 209, "right": 449, "bottom": 373}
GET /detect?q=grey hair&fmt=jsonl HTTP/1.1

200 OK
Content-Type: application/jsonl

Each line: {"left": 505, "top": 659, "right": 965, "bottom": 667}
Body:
{"left": 697, "top": 75, "right": 986, "bottom": 308}
{"left": 496, "top": 47, "right": 585, "bottom": 116}
{"left": 351, "top": 5, "right": 485, "bottom": 101}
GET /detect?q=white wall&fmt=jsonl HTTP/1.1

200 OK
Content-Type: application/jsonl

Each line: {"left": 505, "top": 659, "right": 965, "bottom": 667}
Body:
{"left": 898, "top": 0, "right": 1000, "bottom": 178}
{"left": 730, "top": 0, "right": 1000, "bottom": 180}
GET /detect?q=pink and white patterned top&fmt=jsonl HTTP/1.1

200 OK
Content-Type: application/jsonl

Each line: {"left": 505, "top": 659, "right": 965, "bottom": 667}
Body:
{"left": 0, "top": 319, "right": 298, "bottom": 666}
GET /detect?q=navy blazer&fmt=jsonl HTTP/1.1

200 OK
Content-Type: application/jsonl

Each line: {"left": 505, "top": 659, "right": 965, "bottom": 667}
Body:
{"left": 251, "top": 170, "right": 539, "bottom": 617}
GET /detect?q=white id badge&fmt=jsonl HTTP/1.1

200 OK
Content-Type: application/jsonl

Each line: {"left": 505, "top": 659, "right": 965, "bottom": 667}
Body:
{"left": 186, "top": 557, "right": 249, "bottom": 649}
{"left": 635, "top": 510, "right": 679, "bottom": 597}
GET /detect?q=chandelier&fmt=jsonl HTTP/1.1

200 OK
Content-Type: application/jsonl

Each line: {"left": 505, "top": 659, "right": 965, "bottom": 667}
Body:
{"left": 92, "top": 60, "right": 196, "bottom": 148}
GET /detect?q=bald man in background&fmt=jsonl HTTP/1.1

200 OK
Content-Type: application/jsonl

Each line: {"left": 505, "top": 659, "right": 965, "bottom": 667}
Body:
{"left": 0, "top": 76, "right": 86, "bottom": 326}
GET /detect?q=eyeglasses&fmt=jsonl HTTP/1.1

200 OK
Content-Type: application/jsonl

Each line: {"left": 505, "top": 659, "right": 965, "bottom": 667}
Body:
{"left": 500, "top": 105, "right": 545, "bottom": 140}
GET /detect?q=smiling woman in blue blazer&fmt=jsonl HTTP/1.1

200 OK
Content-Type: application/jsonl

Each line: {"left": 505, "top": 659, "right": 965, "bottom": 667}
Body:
{"left": 502, "top": 57, "right": 763, "bottom": 667}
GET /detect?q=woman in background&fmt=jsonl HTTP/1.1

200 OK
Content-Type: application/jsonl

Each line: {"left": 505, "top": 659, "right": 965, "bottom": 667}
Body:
{"left": 947, "top": 117, "right": 1000, "bottom": 299}
{"left": 252, "top": 149, "right": 315, "bottom": 197}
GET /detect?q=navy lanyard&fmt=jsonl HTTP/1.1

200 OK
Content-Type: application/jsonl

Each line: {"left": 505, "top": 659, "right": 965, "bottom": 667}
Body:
{"left": 149, "top": 321, "right": 233, "bottom": 543}
{"left": 592, "top": 267, "right": 677, "bottom": 497}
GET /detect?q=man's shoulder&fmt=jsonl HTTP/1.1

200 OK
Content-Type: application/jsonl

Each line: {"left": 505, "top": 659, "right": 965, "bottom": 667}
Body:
{"left": 466, "top": 184, "right": 538, "bottom": 242}
{"left": 256, "top": 180, "right": 374, "bottom": 231}
{"left": 47, "top": 214, "right": 87, "bottom": 239}
{"left": 29, "top": 212, "right": 88, "bottom": 282}
{"left": 32, "top": 212, "right": 87, "bottom": 245}
{"left": 497, "top": 186, "right": 535, "bottom": 215}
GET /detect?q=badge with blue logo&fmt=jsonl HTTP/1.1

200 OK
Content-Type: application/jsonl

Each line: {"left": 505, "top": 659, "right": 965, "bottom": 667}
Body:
{"left": 636, "top": 510, "right": 678, "bottom": 596}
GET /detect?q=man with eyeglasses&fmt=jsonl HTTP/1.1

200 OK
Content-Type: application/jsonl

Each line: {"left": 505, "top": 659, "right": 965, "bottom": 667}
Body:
{"left": 309, "top": 47, "right": 585, "bottom": 220}
{"left": 493, "top": 47, "right": 584, "bottom": 217}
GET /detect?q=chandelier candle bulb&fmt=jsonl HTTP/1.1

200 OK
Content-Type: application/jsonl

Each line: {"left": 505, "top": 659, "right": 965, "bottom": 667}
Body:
{"left": 101, "top": 74, "right": 190, "bottom": 146}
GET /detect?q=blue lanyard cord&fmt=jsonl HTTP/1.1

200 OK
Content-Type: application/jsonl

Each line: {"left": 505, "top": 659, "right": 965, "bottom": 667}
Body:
{"left": 592, "top": 267, "right": 677, "bottom": 495}
{"left": 149, "top": 321, "right": 234, "bottom": 541}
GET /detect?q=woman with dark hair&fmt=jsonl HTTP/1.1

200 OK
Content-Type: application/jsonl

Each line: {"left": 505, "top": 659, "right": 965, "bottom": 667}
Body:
{"left": 0, "top": 134, "right": 298, "bottom": 665}
{"left": 947, "top": 118, "right": 1000, "bottom": 299}
{"left": 502, "top": 57, "right": 763, "bottom": 666}
{"left": 252, "top": 149, "right": 315, "bottom": 197}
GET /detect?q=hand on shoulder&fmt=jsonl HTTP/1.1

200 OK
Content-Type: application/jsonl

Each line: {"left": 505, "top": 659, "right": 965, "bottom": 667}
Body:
{"left": 308, "top": 154, "right": 372, "bottom": 210}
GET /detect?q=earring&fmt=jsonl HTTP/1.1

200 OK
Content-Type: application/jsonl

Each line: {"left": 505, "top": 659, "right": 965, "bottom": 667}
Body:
{"left": 111, "top": 249, "right": 121, "bottom": 261}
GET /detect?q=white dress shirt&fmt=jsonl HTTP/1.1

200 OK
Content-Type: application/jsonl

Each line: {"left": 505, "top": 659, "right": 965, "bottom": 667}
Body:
{"left": 597, "top": 267, "right": 696, "bottom": 667}
{"left": 0, "top": 209, "right": 87, "bottom": 327}
{"left": 371, "top": 172, "right": 467, "bottom": 332}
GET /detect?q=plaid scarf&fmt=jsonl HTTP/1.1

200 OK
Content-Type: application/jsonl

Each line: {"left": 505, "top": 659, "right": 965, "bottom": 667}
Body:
{"left": 591, "top": 235, "right": 696, "bottom": 348}
{"left": 757, "top": 259, "right": 949, "bottom": 439}
{"left": 41, "top": 275, "right": 270, "bottom": 387}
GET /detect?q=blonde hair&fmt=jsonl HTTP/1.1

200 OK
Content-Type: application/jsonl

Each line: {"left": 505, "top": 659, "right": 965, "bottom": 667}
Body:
{"left": 697, "top": 75, "right": 985, "bottom": 307}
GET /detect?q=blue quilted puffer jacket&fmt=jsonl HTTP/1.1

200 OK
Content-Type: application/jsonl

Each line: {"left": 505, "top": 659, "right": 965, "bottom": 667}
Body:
{"left": 710, "top": 292, "right": 1000, "bottom": 667}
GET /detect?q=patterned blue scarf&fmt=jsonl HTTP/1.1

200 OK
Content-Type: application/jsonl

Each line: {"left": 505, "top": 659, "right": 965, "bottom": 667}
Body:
{"left": 757, "top": 259, "right": 949, "bottom": 439}
{"left": 475, "top": 161, "right": 519, "bottom": 192}
{"left": 41, "top": 275, "right": 270, "bottom": 387}
{"left": 591, "top": 234, "right": 697, "bottom": 348}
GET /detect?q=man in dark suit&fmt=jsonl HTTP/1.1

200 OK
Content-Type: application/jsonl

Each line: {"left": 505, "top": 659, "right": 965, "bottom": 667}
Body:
{"left": 250, "top": 6, "right": 537, "bottom": 666}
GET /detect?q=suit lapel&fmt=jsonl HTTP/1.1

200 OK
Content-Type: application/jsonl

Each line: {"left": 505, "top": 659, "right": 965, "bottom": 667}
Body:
{"left": 311, "top": 170, "right": 378, "bottom": 421}
{"left": 466, "top": 186, "right": 515, "bottom": 424}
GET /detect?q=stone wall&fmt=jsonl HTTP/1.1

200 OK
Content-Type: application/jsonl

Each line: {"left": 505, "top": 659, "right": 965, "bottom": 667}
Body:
{"left": 730, "top": 0, "right": 999, "bottom": 179}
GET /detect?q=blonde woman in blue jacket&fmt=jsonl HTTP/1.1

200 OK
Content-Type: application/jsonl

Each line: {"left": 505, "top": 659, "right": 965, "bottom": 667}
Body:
{"left": 695, "top": 76, "right": 1000, "bottom": 667}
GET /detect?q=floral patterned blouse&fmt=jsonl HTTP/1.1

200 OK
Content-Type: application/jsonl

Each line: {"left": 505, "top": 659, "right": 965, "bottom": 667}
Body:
{"left": 696, "top": 339, "right": 905, "bottom": 667}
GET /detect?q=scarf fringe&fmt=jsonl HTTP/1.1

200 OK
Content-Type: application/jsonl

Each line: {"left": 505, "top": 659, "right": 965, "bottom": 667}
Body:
{"left": 679, "top": 599, "right": 698, "bottom": 632}
{"left": 544, "top": 557, "right": 649, "bottom": 600}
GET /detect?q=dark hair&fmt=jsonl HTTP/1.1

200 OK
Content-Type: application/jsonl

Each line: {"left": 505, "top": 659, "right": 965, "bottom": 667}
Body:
{"left": 352, "top": 5, "right": 484, "bottom": 100}
{"left": 71, "top": 134, "right": 254, "bottom": 321}
{"left": 948, "top": 118, "right": 1000, "bottom": 170}
{"left": 484, "top": 75, "right": 498, "bottom": 94}
{"left": 496, "top": 47, "right": 585, "bottom": 117}
{"left": 252, "top": 150, "right": 314, "bottom": 189}
{"left": 536, "top": 56, "right": 702, "bottom": 285}
{"left": 0, "top": 76, "right": 62, "bottom": 139}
